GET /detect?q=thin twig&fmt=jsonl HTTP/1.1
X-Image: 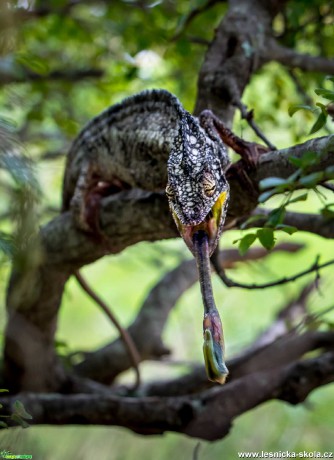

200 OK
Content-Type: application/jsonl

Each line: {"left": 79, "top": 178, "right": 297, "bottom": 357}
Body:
{"left": 287, "top": 69, "right": 313, "bottom": 106}
{"left": 193, "top": 442, "right": 201, "bottom": 460}
{"left": 235, "top": 100, "right": 277, "bottom": 150}
{"left": 211, "top": 252, "right": 334, "bottom": 289}
{"left": 74, "top": 271, "right": 141, "bottom": 390}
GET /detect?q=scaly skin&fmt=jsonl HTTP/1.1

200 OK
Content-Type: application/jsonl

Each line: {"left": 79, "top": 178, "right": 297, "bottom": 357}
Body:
{"left": 63, "top": 90, "right": 230, "bottom": 383}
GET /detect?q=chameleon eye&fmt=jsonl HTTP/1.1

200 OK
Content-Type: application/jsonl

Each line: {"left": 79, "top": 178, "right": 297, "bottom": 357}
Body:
{"left": 203, "top": 173, "right": 216, "bottom": 197}
{"left": 165, "top": 183, "right": 175, "bottom": 199}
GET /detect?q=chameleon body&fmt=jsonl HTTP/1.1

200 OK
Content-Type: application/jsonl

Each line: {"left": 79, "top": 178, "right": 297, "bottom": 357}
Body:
{"left": 62, "top": 89, "right": 230, "bottom": 383}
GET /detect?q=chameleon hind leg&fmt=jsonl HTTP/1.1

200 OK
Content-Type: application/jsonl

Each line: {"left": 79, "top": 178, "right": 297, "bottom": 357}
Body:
{"left": 70, "top": 160, "right": 129, "bottom": 236}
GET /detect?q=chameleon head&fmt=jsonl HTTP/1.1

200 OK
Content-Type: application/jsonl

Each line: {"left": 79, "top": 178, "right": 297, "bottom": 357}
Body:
{"left": 166, "top": 115, "right": 229, "bottom": 255}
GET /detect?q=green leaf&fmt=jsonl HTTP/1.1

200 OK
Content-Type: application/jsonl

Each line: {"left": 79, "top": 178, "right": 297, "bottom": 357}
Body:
{"left": 267, "top": 207, "right": 286, "bottom": 227}
{"left": 257, "top": 228, "right": 275, "bottom": 250}
{"left": 238, "top": 233, "right": 257, "bottom": 256}
{"left": 321, "top": 206, "right": 334, "bottom": 220}
{"left": 286, "top": 192, "right": 308, "bottom": 204}
{"left": 0, "top": 421, "right": 8, "bottom": 428}
{"left": 13, "top": 400, "right": 33, "bottom": 420}
{"left": 276, "top": 224, "right": 298, "bottom": 235}
{"left": 288, "top": 156, "right": 303, "bottom": 168}
{"left": 259, "top": 177, "right": 290, "bottom": 190}
{"left": 314, "top": 88, "right": 334, "bottom": 101}
{"left": 0, "top": 389, "right": 9, "bottom": 393}
{"left": 325, "top": 165, "right": 334, "bottom": 175}
{"left": 286, "top": 169, "right": 302, "bottom": 184}
{"left": 299, "top": 172, "right": 324, "bottom": 187}
{"left": 325, "top": 167, "right": 334, "bottom": 180}
{"left": 300, "top": 151, "right": 320, "bottom": 168}
{"left": 258, "top": 190, "right": 277, "bottom": 203}
{"left": 310, "top": 111, "right": 327, "bottom": 134}
{"left": 10, "top": 413, "right": 30, "bottom": 428}
{"left": 288, "top": 104, "right": 314, "bottom": 117}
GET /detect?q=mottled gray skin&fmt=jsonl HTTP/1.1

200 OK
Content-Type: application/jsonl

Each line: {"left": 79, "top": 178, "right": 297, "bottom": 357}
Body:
{"left": 62, "top": 89, "right": 230, "bottom": 234}
{"left": 167, "top": 108, "right": 229, "bottom": 226}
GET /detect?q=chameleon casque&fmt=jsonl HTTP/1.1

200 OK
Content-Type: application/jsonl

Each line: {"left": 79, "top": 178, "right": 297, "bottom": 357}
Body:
{"left": 63, "top": 89, "right": 231, "bottom": 384}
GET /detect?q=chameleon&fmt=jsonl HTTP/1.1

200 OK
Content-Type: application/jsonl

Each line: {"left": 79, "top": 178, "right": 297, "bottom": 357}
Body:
{"left": 62, "top": 89, "right": 231, "bottom": 384}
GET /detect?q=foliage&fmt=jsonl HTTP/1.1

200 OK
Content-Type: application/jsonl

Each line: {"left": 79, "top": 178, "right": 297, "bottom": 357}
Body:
{"left": 0, "top": 391, "right": 32, "bottom": 429}
{"left": 0, "top": 0, "right": 334, "bottom": 457}
{"left": 289, "top": 76, "right": 334, "bottom": 134}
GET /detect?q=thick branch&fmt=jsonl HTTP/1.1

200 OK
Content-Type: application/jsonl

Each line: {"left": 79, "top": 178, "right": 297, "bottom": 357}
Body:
{"left": 263, "top": 41, "right": 334, "bottom": 74}
{"left": 142, "top": 329, "right": 334, "bottom": 397}
{"left": 194, "top": 0, "right": 285, "bottom": 120}
{"left": 1, "top": 349, "right": 333, "bottom": 440}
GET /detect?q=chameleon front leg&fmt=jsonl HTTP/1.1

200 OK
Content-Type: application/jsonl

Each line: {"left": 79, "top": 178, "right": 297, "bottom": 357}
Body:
{"left": 199, "top": 110, "right": 270, "bottom": 169}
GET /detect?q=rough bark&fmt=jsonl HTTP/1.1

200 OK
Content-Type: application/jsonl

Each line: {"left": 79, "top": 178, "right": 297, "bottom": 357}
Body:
{"left": 1, "top": 345, "right": 333, "bottom": 439}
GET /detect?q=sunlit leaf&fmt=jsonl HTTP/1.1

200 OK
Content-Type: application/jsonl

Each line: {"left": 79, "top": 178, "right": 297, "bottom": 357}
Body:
{"left": 13, "top": 400, "right": 33, "bottom": 420}
{"left": 314, "top": 88, "right": 334, "bottom": 101}
{"left": 288, "top": 104, "right": 314, "bottom": 117}
{"left": 267, "top": 207, "right": 286, "bottom": 227}
{"left": 237, "top": 234, "right": 257, "bottom": 256}
{"left": 259, "top": 177, "right": 289, "bottom": 190}
{"left": 258, "top": 190, "right": 277, "bottom": 203}
{"left": 286, "top": 193, "right": 308, "bottom": 204}
{"left": 10, "top": 413, "right": 30, "bottom": 428}
{"left": 288, "top": 156, "right": 303, "bottom": 168}
{"left": 257, "top": 228, "right": 275, "bottom": 250}
{"left": 299, "top": 172, "right": 324, "bottom": 187}
{"left": 321, "top": 206, "right": 334, "bottom": 220}
{"left": 276, "top": 224, "right": 298, "bottom": 235}
{"left": 309, "top": 111, "right": 327, "bottom": 134}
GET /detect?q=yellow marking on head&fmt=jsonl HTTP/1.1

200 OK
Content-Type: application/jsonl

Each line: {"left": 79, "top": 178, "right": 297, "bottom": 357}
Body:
{"left": 212, "top": 190, "right": 227, "bottom": 223}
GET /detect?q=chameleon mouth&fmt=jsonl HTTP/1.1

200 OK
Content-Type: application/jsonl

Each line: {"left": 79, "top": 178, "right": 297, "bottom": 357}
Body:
{"left": 174, "top": 190, "right": 228, "bottom": 256}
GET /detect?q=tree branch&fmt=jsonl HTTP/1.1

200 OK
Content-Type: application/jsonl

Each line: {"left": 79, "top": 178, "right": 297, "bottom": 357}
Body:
{"left": 74, "top": 272, "right": 141, "bottom": 390}
{"left": 233, "top": 99, "right": 276, "bottom": 150}
{"left": 1, "top": 347, "right": 332, "bottom": 440}
{"left": 212, "top": 250, "right": 334, "bottom": 290}
{"left": 264, "top": 40, "right": 334, "bottom": 74}
{"left": 194, "top": 0, "right": 284, "bottom": 120}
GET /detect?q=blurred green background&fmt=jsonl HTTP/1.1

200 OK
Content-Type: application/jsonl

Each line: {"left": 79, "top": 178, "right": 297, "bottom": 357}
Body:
{"left": 0, "top": 0, "right": 334, "bottom": 458}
